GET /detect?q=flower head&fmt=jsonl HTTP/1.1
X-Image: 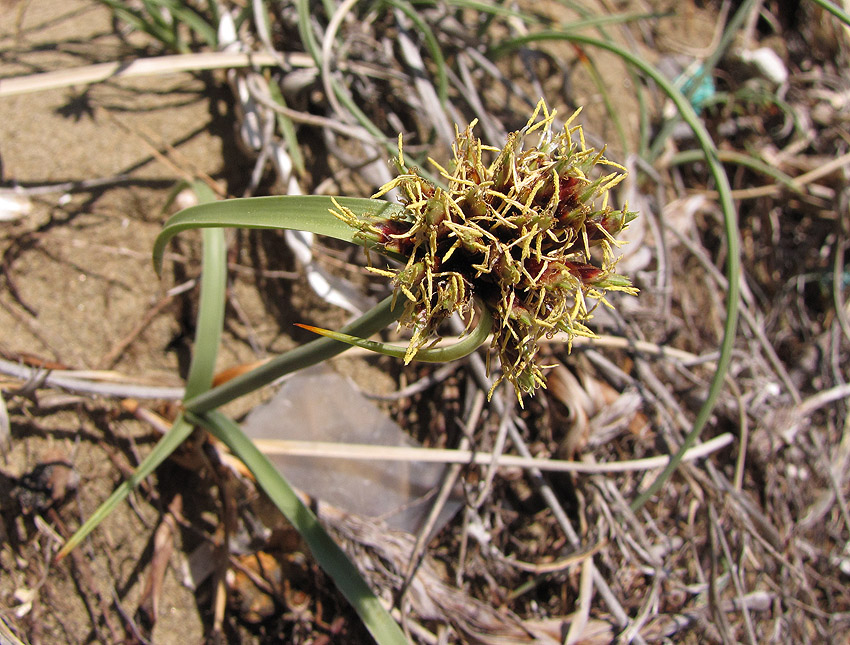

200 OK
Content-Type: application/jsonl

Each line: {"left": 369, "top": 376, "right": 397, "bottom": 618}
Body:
{"left": 334, "top": 100, "right": 638, "bottom": 400}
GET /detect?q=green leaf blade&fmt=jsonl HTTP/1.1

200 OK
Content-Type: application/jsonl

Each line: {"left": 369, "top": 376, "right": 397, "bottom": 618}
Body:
{"left": 196, "top": 410, "right": 408, "bottom": 645}
{"left": 153, "top": 195, "right": 404, "bottom": 275}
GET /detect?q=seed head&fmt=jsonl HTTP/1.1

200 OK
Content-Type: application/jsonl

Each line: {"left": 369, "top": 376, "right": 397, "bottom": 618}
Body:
{"left": 334, "top": 100, "right": 638, "bottom": 400}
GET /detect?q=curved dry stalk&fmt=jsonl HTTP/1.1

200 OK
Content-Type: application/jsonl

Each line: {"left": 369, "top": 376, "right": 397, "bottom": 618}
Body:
{"left": 244, "top": 73, "right": 379, "bottom": 143}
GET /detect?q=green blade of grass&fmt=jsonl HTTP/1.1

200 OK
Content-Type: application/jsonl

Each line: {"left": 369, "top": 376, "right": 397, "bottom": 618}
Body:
{"left": 184, "top": 294, "right": 405, "bottom": 414}
{"left": 296, "top": 299, "right": 493, "bottom": 362}
{"left": 295, "top": 0, "right": 325, "bottom": 65}
{"left": 573, "top": 46, "right": 629, "bottom": 155}
{"left": 56, "top": 414, "right": 195, "bottom": 560}
{"left": 645, "top": 0, "right": 757, "bottom": 161}
{"left": 140, "top": 0, "right": 218, "bottom": 47}
{"left": 204, "top": 0, "right": 220, "bottom": 24}
{"left": 58, "top": 182, "right": 226, "bottom": 560}
{"left": 96, "top": 0, "right": 178, "bottom": 48}
{"left": 387, "top": 0, "right": 449, "bottom": 105}
{"left": 411, "top": 0, "right": 538, "bottom": 22}
{"left": 810, "top": 0, "right": 850, "bottom": 26}
{"left": 670, "top": 149, "right": 803, "bottom": 193}
{"left": 547, "top": 2, "right": 655, "bottom": 157}
{"left": 160, "top": 0, "right": 218, "bottom": 48}
{"left": 493, "top": 33, "right": 741, "bottom": 511}
{"left": 293, "top": 0, "right": 403, "bottom": 150}
{"left": 185, "top": 187, "right": 228, "bottom": 398}
{"left": 266, "top": 79, "right": 307, "bottom": 178}
{"left": 487, "top": 12, "right": 667, "bottom": 54}
{"left": 153, "top": 195, "right": 405, "bottom": 274}
{"left": 192, "top": 409, "right": 408, "bottom": 645}
{"left": 140, "top": 0, "right": 175, "bottom": 31}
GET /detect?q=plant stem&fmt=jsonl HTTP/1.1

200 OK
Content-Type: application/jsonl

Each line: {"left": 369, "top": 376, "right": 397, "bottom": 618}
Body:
{"left": 184, "top": 295, "right": 404, "bottom": 413}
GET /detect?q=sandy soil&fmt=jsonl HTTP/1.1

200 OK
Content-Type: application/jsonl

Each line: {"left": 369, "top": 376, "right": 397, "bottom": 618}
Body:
{"left": 1, "top": 2, "right": 236, "bottom": 642}
{"left": 1, "top": 1, "right": 402, "bottom": 641}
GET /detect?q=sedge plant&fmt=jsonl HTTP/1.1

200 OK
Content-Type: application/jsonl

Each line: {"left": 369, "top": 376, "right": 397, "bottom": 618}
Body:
{"left": 29, "top": 0, "right": 849, "bottom": 638}
{"left": 57, "top": 102, "right": 641, "bottom": 642}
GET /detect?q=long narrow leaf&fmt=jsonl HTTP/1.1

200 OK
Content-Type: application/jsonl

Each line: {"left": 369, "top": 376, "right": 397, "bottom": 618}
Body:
{"left": 184, "top": 294, "right": 404, "bottom": 414}
{"left": 811, "top": 0, "right": 850, "bottom": 26}
{"left": 494, "top": 34, "right": 741, "bottom": 511}
{"left": 670, "top": 149, "right": 802, "bottom": 193}
{"left": 96, "top": 0, "right": 176, "bottom": 47}
{"left": 186, "top": 207, "right": 227, "bottom": 396}
{"left": 153, "top": 195, "right": 404, "bottom": 274}
{"left": 156, "top": 0, "right": 219, "bottom": 47}
{"left": 56, "top": 415, "right": 195, "bottom": 560}
{"left": 486, "top": 12, "right": 666, "bottom": 54}
{"left": 573, "top": 47, "right": 628, "bottom": 154}
{"left": 58, "top": 182, "right": 226, "bottom": 559}
{"left": 296, "top": 300, "right": 493, "bottom": 362}
{"left": 266, "top": 80, "right": 307, "bottom": 177}
{"left": 194, "top": 410, "right": 408, "bottom": 645}
{"left": 644, "top": 0, "right": 756, "bottom": 160}
{"left": 389, "top": 0, "right": 449, "bottom": 105}
{"left": 295, "top": 0, "right": 324, "bottom": 64}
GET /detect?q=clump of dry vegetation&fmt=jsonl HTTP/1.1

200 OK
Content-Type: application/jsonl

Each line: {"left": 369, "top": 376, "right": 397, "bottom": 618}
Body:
{"left": 0, "top": 0, "right": 848, "bottom": 643}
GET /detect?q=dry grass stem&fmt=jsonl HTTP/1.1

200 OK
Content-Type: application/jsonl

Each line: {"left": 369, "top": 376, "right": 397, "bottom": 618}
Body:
{"left": 251, "top": 434, "right": 733, "bottom": 473}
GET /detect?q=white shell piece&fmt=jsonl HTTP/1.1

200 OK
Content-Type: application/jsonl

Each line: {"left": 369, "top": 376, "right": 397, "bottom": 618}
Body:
{"left": 0, "top": 191, "right": 32, "bottom": 221}
{"left": 739, "top": 47, "right": 788, "bottom": 85}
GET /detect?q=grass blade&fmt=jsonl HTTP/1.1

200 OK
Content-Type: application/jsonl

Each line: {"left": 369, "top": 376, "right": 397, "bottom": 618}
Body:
{"left": 295, "top": 300, "right": 493, "bottom": 362}
{"left": 55, "top": 415, "right": 195, "bottom": 560}
{"left": 193, "top": 410, "right": 408, "bottom": 645}
{"left": 96, "top": 0, "right": 177, "bottom": 48}
{"left": 670, "top": 149, "right": 803, "bottom": 193}
{"left": 58, "top": 182, "right": 226, "bottom": 559}
{"left": 811, "top": 0, "right": 850, "bottom": 26}
{"left": 185, "top": 189, "right": 227, "bottom": 398}
{"left": 184, "top": 294, "right": 405, "bottom": 414}
{"left": 153, "top": 195, "right": 404, "bottom": 274}
{"left": 266, "top": 80, "right": 307, "bottom": 177}
{"left": 493, "top": 33, "right": 741, "bottom": 510}
{"left": 388, "top": 0, "right": 449, "bottom": 105}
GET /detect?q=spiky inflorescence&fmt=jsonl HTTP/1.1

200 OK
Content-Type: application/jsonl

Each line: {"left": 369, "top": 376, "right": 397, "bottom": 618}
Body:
{"left": 334, "top": 100, "right": 638, "bottom": 400}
